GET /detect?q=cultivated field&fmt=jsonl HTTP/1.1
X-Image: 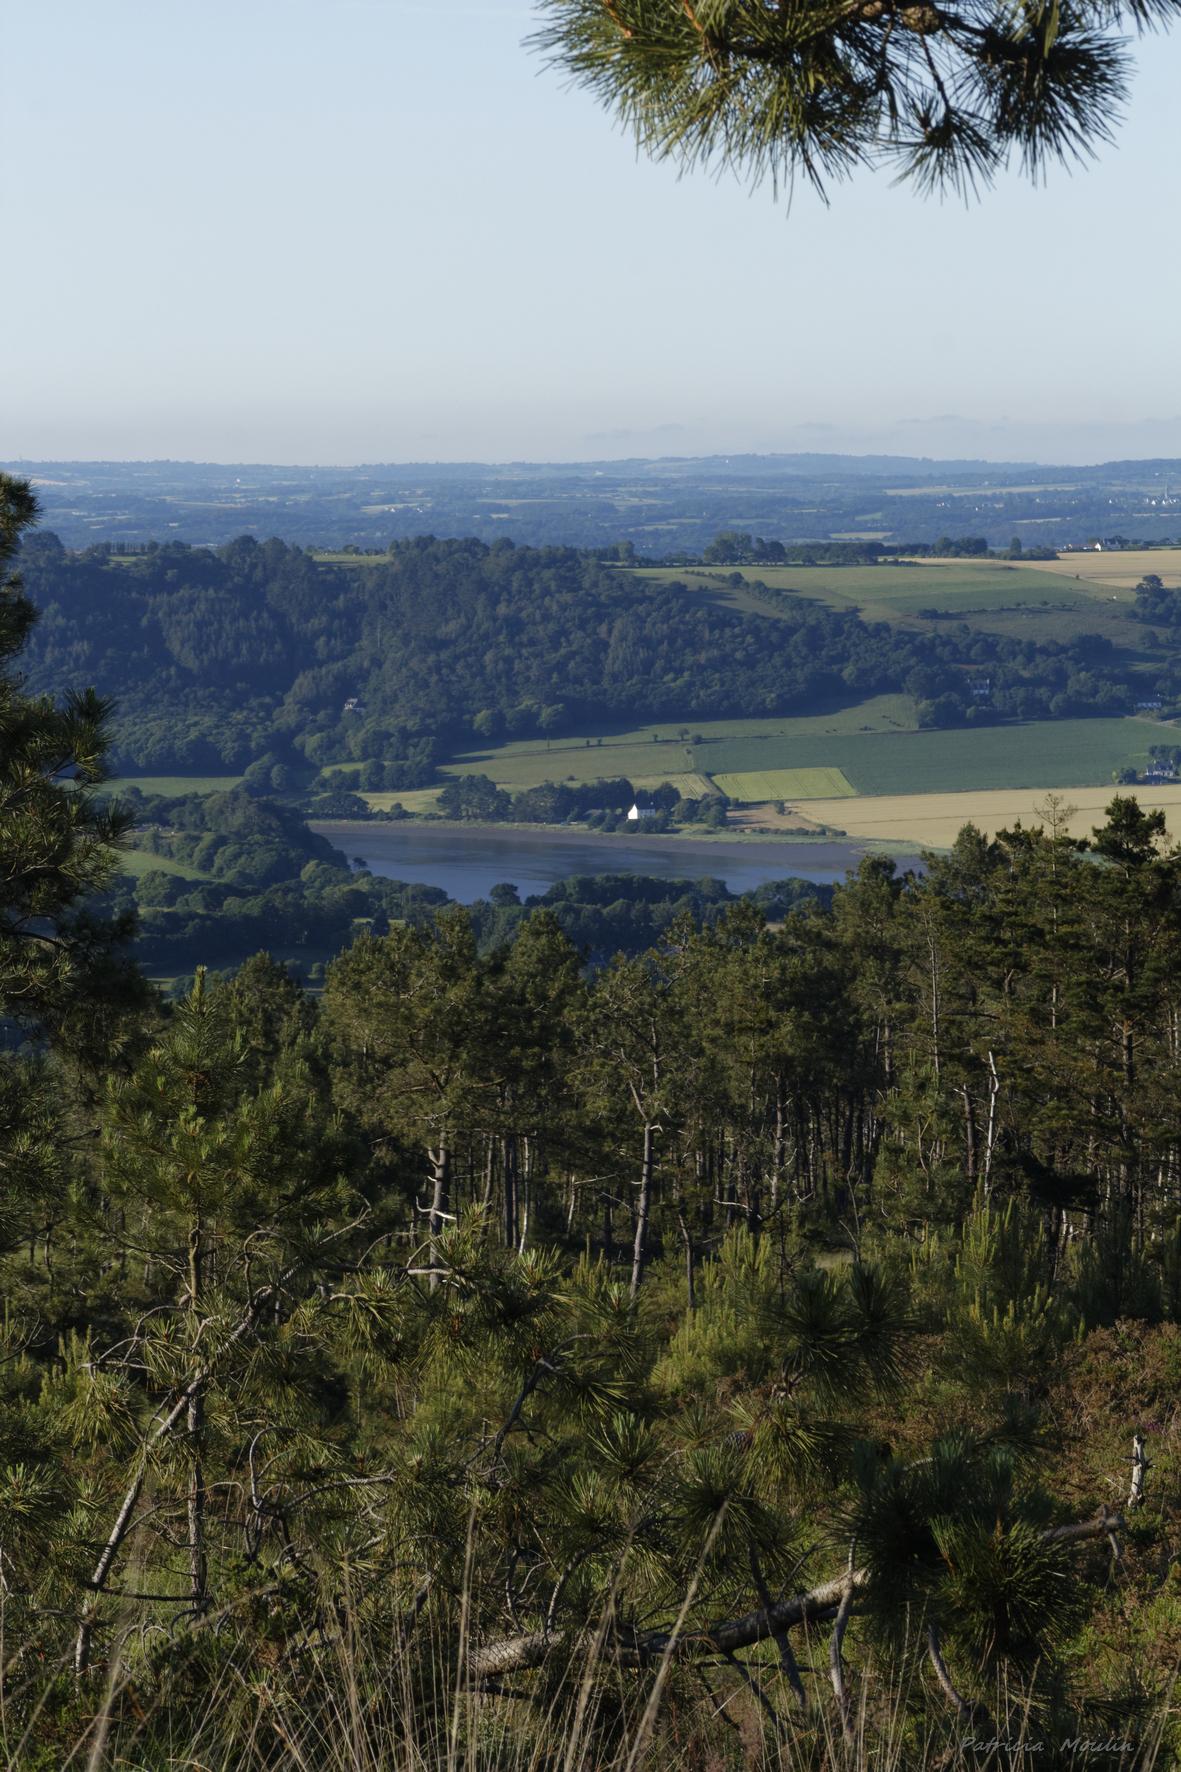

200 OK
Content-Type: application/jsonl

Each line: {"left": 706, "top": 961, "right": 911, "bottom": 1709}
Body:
{"left": 376, "top": 708, "right": 1168, "bottom": 821}
{"left": 1015, "top": 547, "right": 1181, "bottom": 591}
{"left": 701, "top": 716, "right": 1163, "bottom": 797}
{"left": 630, "top": 771, "right": 716, "bottom": 797}
{"left": 711, "top": 766, "right": 856, "bottom": 801}
{"left": 636, "top": 561, "right": 1117, "bottom": 629}
{"left": 805, "top": 783, "right": 1181, "bottom": 848}
{"left": 444, "top": 697, "right": 917, "bottom": 791}
{"left": 635, "top": 560, "right": 1160, "bottom": 658}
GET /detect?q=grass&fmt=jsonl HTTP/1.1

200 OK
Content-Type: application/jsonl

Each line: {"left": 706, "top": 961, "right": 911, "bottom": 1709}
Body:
{"left": 630, "top": 565, "right": 807, "bottom": 623}
{"left": 631, "top": 770, "right": 716, "bottom": 797}
{"left": 712, "top": 766, "right": 857, "bottom": 801}
{"left": 634, "top": 560, "right": 1148, "bottom": 646}
{"left": 442, "top": 698, "right": 918, "bottom": 792}
{"left": 702, "top": 716, "right": 1166, "bottom": 798}
{"left": 16, "top": 1594, "right": 1177, "bottom": 1770}
{"left": 108, "top": 773, "right": 243, "bottom": 797}
{"left": 802, "top": 781, "right": 1181, "bottom": 848}
{"left": 346, "top": 703, "right": 1166, "bottom": 815}
{"left": 114, "top": 847, "right": 210, "bottom": 881}
{"left": 362, "top": 786, "right": 444, "bottom": 814}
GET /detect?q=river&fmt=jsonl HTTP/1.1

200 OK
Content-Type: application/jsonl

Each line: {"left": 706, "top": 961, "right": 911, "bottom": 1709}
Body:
{"left": 308, "top": 820, "right": 905, "bottom": 904}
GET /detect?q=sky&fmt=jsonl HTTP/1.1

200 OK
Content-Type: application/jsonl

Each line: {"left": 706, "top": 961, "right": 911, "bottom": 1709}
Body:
{"left": 3, "top": 0, "right": 1180, "bottom": 467}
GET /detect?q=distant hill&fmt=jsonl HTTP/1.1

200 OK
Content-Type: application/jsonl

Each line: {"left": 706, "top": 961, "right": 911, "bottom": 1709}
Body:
{"left": 5, "top": 455, "right": 1181, "bottom": 553}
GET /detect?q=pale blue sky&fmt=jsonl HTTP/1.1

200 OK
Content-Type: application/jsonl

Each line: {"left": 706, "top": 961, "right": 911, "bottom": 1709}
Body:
{"left": 3, "top": 0, "right": 1180, "bottom": 465}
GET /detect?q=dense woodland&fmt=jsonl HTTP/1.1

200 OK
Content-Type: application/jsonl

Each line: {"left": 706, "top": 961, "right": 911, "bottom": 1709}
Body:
{"left": 4, "top": 474, "right": 1181, "bottom": 1766}
{"left": 16, "top": 531, "right": 1141, "bottom": 776}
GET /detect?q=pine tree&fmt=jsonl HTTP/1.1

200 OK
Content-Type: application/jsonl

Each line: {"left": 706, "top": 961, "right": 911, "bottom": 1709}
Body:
{"left": 531, "top": 0, "right": 1169, "bottom": 198}
{"left": 323, "top": 910, "right": 503, "bottom": 1273}
{"left": 68, "top": 973, "right": 370, "bottom": 1673}
{"left": 0, "top": 475, "right": 143, "bottom": 1252}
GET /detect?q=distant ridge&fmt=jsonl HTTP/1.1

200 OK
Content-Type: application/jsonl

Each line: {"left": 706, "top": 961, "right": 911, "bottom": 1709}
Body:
{"left": 6, "top": 455, "right": 1180, "bottom": 554}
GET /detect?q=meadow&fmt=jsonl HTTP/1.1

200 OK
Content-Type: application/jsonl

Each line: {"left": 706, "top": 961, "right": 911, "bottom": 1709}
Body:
{"left": 635, "top": 559, "right": 1122, "bottom": 627}
{"left": 101, "top": 704, "right": 1175, "bottom": 856}
{"left": 631, "top": 769, "right": 716, "bottom": 796}
{"left": 110, "top": 773, "right": 243, "bottom": 797}
{"left": 701, "top": 716, "right": 1163, "bottom": 797}
{"left": 114, "top": 846, "right": 210, "bottom": 881}
{"left": 634, "top": 559, "right": 1151, "bottom": 653}
{"left": 389, "top": 706, "right": 1168, "bottom": 821}
{"left": 441, "top": 696, "right": 918, "bottom": 791}
{"left": 711, "top": 765, "right": 856, "bottom": 801}
{"left": 361, "top": 785, "right": 444, "bottom": 814}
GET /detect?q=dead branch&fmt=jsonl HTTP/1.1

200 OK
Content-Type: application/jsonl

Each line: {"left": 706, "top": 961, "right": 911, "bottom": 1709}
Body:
{"left": 828, "top": 1579, "right": 855, "bottom": 1742}
{"left": 926, "top": 1620, "right": 980, "bottom": 1723}
{"left": 468, "top": 1511, "right": 1122, "bottom": 1682}
{"left": 1128, "top": 1431, "right": 1149, "bottom": 1510}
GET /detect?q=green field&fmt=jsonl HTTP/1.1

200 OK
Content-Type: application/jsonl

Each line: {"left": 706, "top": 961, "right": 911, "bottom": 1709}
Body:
{"left": 115, "top": 847, "right": 210, "bottom": 882}
{"left": 634, "top": 561, "right": 1144, "bottom": 646}
{"left": 447, "top": 737, "right": 701, "bottom": 790}
{"left": 629, "top": 567, "right": 806, "bottom": 623}
{"left": 362, "top": 786, "right": 444, "bottom": 814}
{"left": 443, "top": 697, "right": 918, "bottom": 791}
{"left": 109, "top": 774, "right": 242, "bottom": 797}
{"left": 438, "top": 704, "right": 1164, "bottom": 802}
{"left": 712, "top": 767, "right": 856, "bottom": 801}
{"left": 631, "top": 771, "right": 716, "bottom": 798}
{"left": 703, "top": 716, "right": 1165, "bottom": 798}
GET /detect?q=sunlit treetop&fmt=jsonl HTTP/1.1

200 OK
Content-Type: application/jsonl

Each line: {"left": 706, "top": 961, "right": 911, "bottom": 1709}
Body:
{"left": 530, "top": 0, "right": 1179, "bottom": 198}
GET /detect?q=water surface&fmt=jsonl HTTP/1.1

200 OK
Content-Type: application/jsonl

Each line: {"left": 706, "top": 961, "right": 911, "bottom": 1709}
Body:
{"left": 309, "top": 820, "right": 902, "bottom": 904}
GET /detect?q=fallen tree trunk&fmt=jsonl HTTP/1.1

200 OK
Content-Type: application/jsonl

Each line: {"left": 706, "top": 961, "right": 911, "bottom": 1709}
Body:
{"left": 468, "top": 1513, "right": 1121, "bottom": 1682}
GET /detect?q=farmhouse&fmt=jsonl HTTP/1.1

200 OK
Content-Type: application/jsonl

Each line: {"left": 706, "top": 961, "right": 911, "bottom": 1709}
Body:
{"left": 627, "top": 798, "right": 658, "bottom": 822}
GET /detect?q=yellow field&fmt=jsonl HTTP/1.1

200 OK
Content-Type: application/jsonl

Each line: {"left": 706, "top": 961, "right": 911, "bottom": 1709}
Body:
{"left": 712, "top": 767, "right": 857, "bottom": 802}
{"left": 803, "top": 784, "right": 1181, "bottom": 849}
{"left": 1018, "top": 548, "right": 1181, "bottom": 591}
{"left": 913, "top": 549, "right": 1181, "bottom": 593}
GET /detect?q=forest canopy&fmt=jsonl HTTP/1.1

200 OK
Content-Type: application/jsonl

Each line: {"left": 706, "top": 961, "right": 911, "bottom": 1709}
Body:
{"left": 17, "top": 531, "right": 1138, "bottom": 773}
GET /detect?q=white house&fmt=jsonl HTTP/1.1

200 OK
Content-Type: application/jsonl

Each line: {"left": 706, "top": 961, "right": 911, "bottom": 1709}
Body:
{"left": 627, "top": 801, "right": 658, "bottom": 822}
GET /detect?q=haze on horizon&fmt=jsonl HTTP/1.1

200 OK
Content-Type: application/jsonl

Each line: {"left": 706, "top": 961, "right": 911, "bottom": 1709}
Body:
{"left": 4, "top": 1, "right": 1181, "bottom": 469}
